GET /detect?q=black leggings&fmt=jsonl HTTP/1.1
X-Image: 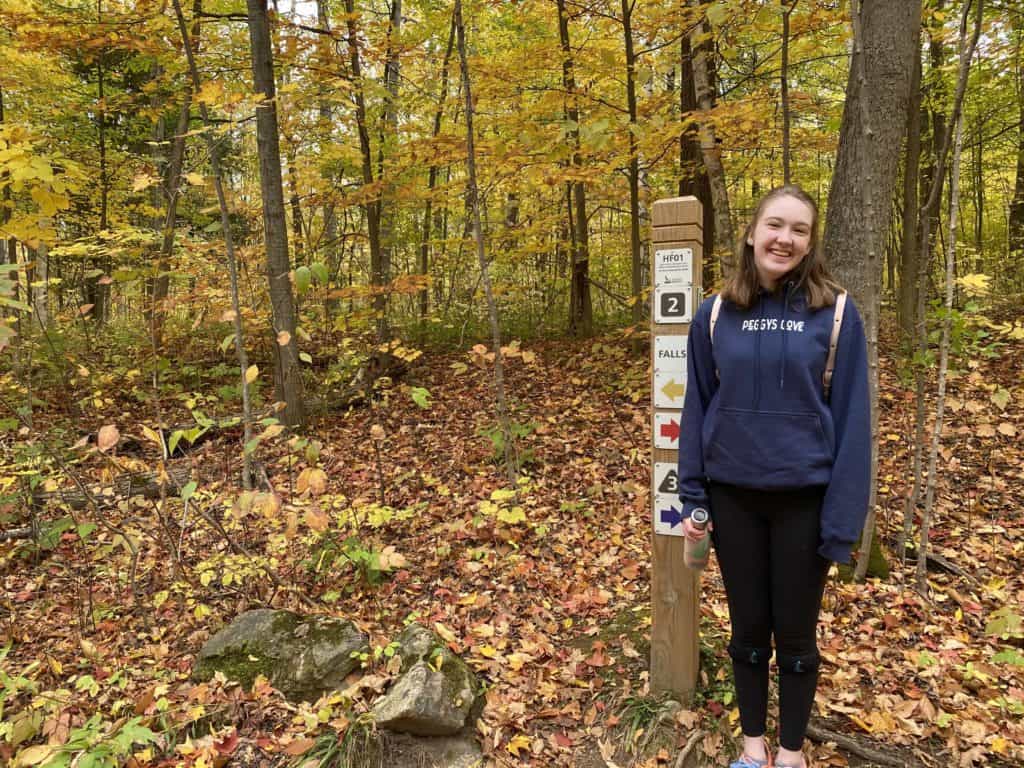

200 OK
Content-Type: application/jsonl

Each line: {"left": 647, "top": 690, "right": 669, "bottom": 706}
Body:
{"left": 709, "top": 482, "right": 830, "bottom": 751}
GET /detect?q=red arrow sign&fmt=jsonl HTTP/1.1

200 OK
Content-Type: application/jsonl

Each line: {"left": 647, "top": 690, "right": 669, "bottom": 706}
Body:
{"left": 659, "top": 418, "right": 680, "bottom": 442}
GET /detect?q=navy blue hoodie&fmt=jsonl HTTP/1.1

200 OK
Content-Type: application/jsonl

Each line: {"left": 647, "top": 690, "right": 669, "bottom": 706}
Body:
{"left": 676, "top": 287, "right": 871, "bottom": 563}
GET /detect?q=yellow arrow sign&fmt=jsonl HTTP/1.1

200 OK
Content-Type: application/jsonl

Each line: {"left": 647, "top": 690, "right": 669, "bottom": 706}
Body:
{"left": 661, "top": 379, "right": 685, "bottom": 400}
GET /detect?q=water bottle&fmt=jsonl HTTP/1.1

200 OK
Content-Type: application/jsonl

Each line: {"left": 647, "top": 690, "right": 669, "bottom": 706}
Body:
{"left": 683, "top": 507, "right": 711, "bottom": 570}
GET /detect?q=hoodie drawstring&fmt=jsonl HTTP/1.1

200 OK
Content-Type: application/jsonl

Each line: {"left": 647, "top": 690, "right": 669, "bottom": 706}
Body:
{"left": 754, "top": 294, "right": 764, "bottom": 409}
{"left": 780, "top": 282, "right": 794, "bottom": 390}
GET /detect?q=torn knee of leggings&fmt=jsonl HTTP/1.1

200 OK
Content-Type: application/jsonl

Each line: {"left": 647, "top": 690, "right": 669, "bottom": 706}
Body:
{"left": 775, "top": 651, "right": 820, "bottom": 674}
{"left": 727, "top": 642, "right": 771, "bottom": 667}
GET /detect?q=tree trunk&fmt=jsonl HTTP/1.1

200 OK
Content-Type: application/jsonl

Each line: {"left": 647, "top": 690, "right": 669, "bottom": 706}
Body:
{"left": 286, "top": 146, "right": 307, "bottom": 263}
{"left": 847, "top": 0, "right": 879, "bottom": 581}
{"left": 88, "top": 1, "right": 111, "bottom": 324}
{"left": 315, "top": 0, "right": 340, "bottom": 322}
{"left": 1011, "top": 19, "right": 1024, "bottom": 260}
{"left": 453, "top": 0, "right": 516, "bottom": 483}
{"left": 0, "top": 86, "right": 23, "bottom": 360}
{"left": 245, "top": 0, "right": 305, "bottom": 427}
{"left": 972, "top": 116, "right": 982, "bottom": 264}
{"left": 558, "top": 0, "right": 593, "bottom": 337}
{"left": 906, "top": 0, "right": 982, "bottom": 563}
{"left": 621, "top": 0, "right": 643, "bottom": 327}
{"left": 915, "top": 0, "right": 982, "bottom": 585}
{"left": 32, "top": 240, "right": 49, "bottom": 328}
{"left": 148, "top": 72, "right": 193, "bottom": 353}
{"left": 271, "top": 0, "right": 307, "bottom": 266}
{"left": 420, "top": 11, "right": 455, "bottom": 326}
{"left": 897, "top": 43, "right": 922, "bottom": 345}
{"left": 679, "top": 35, "right": 715, "bottom": 288}
{"left": 781, "top": 0, "right": 796, "bottom": 185}
{"left": 374, "top": 0, "right": 401, "bottom": 340}
{"left": 823, "top": 0, "right": 920, "bottom": 579}
{"left": 688, "top": 0, "right": 733, "bottom": 275}
{"left": 920, "top": 0, "right": 949, "bottom": 287}
{"left": 896, "top": 68, "right": 922, "bottom": 544}
{"left": 0, "top": 86, "right": 11, "bottom": 268}
{"left": 918, "top": 108, "right": 965, "bottom": 587}
{"left": 344, "top": 0, "right": 383, "bottom": 338}
{"left": 172, "top": 0, "right": 255, "bottom": 488}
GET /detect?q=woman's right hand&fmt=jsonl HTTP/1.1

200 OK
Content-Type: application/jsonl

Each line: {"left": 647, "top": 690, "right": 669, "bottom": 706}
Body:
{"left": 682, "top": 516, "right": 712, "bottom": 541}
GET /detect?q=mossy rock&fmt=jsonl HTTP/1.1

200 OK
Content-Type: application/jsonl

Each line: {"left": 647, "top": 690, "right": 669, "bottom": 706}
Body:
{"left": 372, "top": 624, "right": 480, "bottom": 736}
{"left": 837, "top": 530, "right": 890, "bottom": 582}
{"left": 193, "top": 609, "right": 369, "bottom": 702}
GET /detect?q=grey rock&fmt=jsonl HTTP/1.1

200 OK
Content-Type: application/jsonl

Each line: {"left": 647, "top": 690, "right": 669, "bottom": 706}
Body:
{"left": 372, "top": 624, "right": 479, "bottom": 736}
{"left": 372, "top": 662, "right": 473, "bottom": 736}
{"left": 193, "top": 609, "right": 369, "bottom": 702}
{"left": 393, "top": 623, "right": 439, "bottom": 671}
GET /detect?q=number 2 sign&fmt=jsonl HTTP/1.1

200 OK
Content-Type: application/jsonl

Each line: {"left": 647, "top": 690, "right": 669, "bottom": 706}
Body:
{"left": 654, "top": 285, "right": 692, "bottom": 324}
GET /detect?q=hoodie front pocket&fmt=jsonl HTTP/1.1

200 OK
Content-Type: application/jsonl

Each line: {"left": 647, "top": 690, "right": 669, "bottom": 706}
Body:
{"left": 706, "top": 407, "right": 832, "bottom": 487}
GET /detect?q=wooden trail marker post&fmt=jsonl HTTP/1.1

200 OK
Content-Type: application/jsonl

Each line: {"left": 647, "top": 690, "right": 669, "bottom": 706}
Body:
{"left": 650, "top": 196, "right": 702, "bottom": 697}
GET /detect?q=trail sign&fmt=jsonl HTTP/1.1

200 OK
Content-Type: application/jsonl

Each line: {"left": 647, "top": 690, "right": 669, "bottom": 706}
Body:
{"left": 653, "top": 284, "right": 692, "bottom": 324}
{"left": 653, "top": 493, "right": 685, "bottom": 537}
{"left": 654, "top": 247, "right": 694, "bottom": 285}
{"left": 654, "top": 462, "right": 679, "bottom": 495}
{"left": 653, "top": 412, "right": 681, "bottom": 450}
{"left": 653, "top": 336, "right": 687, "bottom": 408}
{"left": 650, "top": 195, "right": 702, "bottom": 699}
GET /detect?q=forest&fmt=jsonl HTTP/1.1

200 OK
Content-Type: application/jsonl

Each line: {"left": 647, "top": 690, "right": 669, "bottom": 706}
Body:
{"left": 0, "top": 0, "right": 1022, "bottom": 766}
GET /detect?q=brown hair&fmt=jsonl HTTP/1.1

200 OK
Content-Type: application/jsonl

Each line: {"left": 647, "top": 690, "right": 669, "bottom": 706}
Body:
{"left": 720, "top": 184, "right": 842, "bottom": 310}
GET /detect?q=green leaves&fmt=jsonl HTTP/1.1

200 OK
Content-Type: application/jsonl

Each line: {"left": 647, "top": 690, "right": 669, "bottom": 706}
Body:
{"left": 705, "top": 1, "right": 730, "bottom": 27}
{"left": 294, "top": 265, "right": 312, "bottom": 294}
{"left": 293, "top": 262, "right": 328, "bottom": 295}
{"left": 990, "top": 388, "right": 1011, "bottom": 411}
{"left": 310, "top": 262, "right": 328, "bottom": 285}
{"left": 180, "top": 480, "right": 197, "bottom": 504}
{"left": 410, "top": 386, "right": 431, "bottom": 409}
{"left": 986, "top": 607, "right": 1024, "bottom": 640}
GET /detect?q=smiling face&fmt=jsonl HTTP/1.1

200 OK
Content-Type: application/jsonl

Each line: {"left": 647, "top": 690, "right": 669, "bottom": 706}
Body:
{"left": 746, "top": 194, "right": 815, "bottom": 291}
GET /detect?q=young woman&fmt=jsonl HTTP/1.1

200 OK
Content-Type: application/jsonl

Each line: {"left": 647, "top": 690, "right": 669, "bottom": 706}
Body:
{"left": 677, "top": 185, "right": 870, "bottom": 768}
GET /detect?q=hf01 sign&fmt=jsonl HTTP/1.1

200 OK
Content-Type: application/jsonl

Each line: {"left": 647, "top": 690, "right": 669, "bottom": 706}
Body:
{"left": 654, "top": 248, "right": 694, "bottom": 285}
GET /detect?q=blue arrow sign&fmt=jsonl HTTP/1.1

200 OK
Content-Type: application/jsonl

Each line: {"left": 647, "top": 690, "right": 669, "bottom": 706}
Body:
{"left": 659, "top": 506, "right": 683, "bottom": 528}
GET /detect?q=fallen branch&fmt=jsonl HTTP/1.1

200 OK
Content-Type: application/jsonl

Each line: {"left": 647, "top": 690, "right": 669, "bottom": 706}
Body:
{"left": 673, "top": 729, "right": 704, "bottom": 768}
{"left": 32, "top": 463, "right": 192, "bottom": 512}
{"left": 903, "top": 546, "right": 979, "bottom": 584}
{"left": 309, "top": 350, "right": 410, "bottom": 414}
{"left": 922, "top": 550, "right": 978, "bottom": 584}
{"left": 0, "top": 526, "right": 32, "bottom": 542}
{"left": 806, "top": 721, "right": 920, "bottom": 767}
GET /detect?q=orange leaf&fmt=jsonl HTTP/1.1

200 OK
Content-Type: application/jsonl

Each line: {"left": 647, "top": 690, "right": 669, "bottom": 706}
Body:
{"left": 282, "top": 738, "right": 316, "bottom": 756}
{"left": 585, "top": 649, "right": 610, "bottom": 667}
{"left": 97, "top": 425, "right": 119, "bottom": 452}
{"left": 213, "top": 731, "right": 239, "bottom": 756}
{"left": 305, "top": 507, "right": 330, "bottom": 533}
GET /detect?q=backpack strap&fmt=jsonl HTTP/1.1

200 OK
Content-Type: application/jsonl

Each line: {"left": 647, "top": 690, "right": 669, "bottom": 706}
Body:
{"left": 709, "top": 294, "right": 723, "bottom": 380}
{"left": 823, "top": 291, "right": 847, "bottom": 400}
{"left": 710, "top": 294, "right": 723, "bottom": 343}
